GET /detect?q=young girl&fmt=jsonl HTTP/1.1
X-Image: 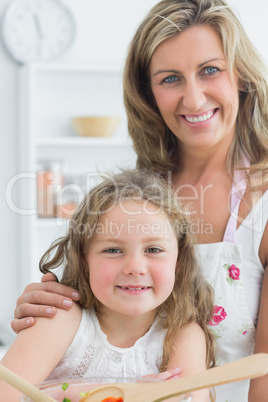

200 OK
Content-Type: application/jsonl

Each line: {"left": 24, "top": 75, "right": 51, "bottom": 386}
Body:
{"left": 1, "top": 170, "right": 214, "bottom": 401}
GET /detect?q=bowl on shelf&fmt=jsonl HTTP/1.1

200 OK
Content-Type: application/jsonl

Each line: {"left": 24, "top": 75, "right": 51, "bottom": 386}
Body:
{"left": 21, "top": 377, "right": 192, "bottom": 401}
{"left": 72, "top": 116, "right": 121, "bottom": 138}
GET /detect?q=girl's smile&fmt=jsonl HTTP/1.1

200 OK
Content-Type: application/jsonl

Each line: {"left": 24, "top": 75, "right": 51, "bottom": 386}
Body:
{"left": 150, "top": 25, "right": 239, "bottom": 154}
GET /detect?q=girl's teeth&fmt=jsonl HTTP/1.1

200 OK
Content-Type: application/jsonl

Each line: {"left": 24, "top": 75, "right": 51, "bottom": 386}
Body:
{"left": 185, "top": 110, "right": 214, "bottom": 123}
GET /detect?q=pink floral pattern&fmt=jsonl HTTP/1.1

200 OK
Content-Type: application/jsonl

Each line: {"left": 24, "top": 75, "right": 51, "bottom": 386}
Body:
{"left": 208, "top": 305, "right": 227, "bottom": 326}
{"left": 228, "top": 264, "right": 240, "bottom": 280}
{"left": 223, "top": 263, "right": 240, "bottom": 285}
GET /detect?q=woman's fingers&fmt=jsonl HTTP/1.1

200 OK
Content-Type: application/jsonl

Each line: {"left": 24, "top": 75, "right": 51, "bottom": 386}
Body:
{"left": 41, "top": 272, "right": 59, "bottom": 283}
{"left": 14, "top": 286, "right": 80, "bottom": 317}
{"left": 10, "top": 317, "right": 35, "bottom": 334}
{"left": 16, "top": 282, "right": 80, "bottom": 310}
{"left": 11, "top": 280, "right": 81, "bottom": 333}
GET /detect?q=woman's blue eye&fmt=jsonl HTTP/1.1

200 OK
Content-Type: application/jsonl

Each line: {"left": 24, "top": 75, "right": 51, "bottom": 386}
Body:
{"left": 204, "top": 67, "right": 218, "bottom": 75}
{"left": 164, "top": 75, "right": 177, "bottom": 83}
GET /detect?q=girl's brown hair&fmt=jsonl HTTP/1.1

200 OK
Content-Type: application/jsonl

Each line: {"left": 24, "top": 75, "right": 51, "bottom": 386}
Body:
{"left": 40, "top": 169, "right": 215, "bottom": 372}
{"left": 123, "top": 0, "right": 268, "bottom": 180}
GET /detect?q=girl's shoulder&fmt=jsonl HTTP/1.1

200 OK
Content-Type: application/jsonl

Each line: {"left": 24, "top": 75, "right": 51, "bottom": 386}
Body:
{"left": 173, "top": 322, "right": 206, "bottom": 346}
{"left": 1, "top": 303, "right": 83, "bottom": 390}
{"left": 167, "top": 323, "right": 207, "bottom": 377}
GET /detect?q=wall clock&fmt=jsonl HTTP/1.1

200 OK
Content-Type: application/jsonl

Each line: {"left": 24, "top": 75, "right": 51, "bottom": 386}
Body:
{"left": 2, "top": 0, "right": 76, "bottom": 63}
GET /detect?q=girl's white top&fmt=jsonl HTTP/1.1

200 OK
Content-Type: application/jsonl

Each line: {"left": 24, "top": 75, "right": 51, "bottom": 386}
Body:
{"left": 46, "top": 308, "right": 167, "bottom": 380}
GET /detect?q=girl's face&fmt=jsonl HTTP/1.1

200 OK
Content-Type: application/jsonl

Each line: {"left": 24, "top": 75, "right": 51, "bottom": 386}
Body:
{"left": 150, "top": 25, "right": 239, "bottom": 154}
{"left": 86, "top": 201, "right": 178, "bottom": 321}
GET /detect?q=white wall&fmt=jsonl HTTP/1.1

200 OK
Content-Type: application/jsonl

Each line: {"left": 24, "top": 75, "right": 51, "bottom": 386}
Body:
{"left": 0, "top": 0, "right": 267, "bottom": 340}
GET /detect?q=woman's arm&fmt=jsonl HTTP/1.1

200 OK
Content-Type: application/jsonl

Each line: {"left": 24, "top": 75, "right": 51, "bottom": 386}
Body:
{"left": 11, "top": 273, "right": 80, "bottom": 333}
{"left": 248, "top": 265, "right": 268, "bottom": 401}
{"left": 1, "top": 302, "right": 81, "bottom": 401}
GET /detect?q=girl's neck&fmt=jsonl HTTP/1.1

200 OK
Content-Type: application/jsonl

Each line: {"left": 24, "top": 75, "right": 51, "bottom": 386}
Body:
{"left": 96, "top": 308, "right": 156, "bottom": 349}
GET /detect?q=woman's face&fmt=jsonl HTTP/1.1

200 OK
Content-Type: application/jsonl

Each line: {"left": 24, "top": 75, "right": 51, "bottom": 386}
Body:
{"left": 150, "top": 25, "right": 239, "bottom": 154}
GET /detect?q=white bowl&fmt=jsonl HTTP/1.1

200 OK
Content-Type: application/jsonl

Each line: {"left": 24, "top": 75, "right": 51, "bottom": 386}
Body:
{"left": 21, "top": 377, "right": 192, "bottom": 401}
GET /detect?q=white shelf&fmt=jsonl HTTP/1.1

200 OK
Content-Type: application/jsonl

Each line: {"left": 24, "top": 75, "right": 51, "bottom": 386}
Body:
{"left": 36, "top": 136, "right": 132, "bottom": 146}
{"left": 26, "top": 62, "right": 122, "bottom": 74}
{"left": 17, "top": 64, "right": 137, "bottom": 292}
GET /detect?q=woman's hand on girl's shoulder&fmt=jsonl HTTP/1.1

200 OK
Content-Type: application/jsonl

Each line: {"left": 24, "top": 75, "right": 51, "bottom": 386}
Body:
{"left": 11, "top": 273, "right": 80, "bottom": 334}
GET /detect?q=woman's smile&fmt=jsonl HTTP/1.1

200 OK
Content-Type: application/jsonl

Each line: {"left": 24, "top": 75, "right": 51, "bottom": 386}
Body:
{"left": 182, "top": 108, "right": 218, "bottom": 124}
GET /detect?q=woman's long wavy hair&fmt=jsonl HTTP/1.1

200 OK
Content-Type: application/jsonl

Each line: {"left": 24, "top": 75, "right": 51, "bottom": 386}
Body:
{"left": 40, "top": 169, "right": 215, "bottom": 372}
{"left": 123, "top": 0, "right": 268, "bottom": 181}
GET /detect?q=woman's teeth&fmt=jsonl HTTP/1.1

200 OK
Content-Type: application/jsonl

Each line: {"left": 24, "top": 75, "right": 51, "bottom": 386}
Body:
{"left": 185, "top": 110, "right": 215, "bottom": 123}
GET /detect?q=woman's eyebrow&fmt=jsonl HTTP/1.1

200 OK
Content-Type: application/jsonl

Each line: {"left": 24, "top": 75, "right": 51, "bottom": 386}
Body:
{"left": 198, "top": 57, "right": 226, "bottom": 68}
{"left": 152, "top": 69, "right": 180, "bottom": 77}
{"left": 152, "top": 58, "right": 226, "bottom": 76}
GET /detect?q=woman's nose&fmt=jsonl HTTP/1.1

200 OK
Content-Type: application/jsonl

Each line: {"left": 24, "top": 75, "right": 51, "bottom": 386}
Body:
{"left": 182, "top": 79, "right": 206, "bottom": 112}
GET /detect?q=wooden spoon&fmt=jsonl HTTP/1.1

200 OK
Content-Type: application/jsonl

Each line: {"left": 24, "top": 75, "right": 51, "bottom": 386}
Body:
{"left": 0, "top": 364, "right": 56, "bottom": 402}
{"left": 83, "top": 353, "right": 268, "bottom": 402}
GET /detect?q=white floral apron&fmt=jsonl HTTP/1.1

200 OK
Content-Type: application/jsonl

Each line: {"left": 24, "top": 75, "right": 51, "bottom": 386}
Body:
{"left": 195, "top": 167, "right": 256, "bottom": 402}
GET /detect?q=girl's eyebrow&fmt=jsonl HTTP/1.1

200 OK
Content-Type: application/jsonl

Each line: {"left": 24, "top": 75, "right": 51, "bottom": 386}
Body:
{"left": 94, "top": 238, "right": 124, "bottom": 243}
{"left": 95, "top": 236, "right": 170, "bottom": 243}
{"left": 152, "top": 58, "right": 226, "bottom": 76}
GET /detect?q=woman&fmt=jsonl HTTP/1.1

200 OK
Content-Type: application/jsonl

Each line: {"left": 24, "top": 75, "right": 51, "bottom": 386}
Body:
{"left": 11, "top": 1, "right": 268, "bottom": 401}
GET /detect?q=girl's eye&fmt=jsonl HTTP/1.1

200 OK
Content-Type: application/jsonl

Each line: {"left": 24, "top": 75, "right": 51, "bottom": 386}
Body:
{"left": 146, "top": 247, "right": 162, "bottom": 253}
{"left": 104, "top": 248, "right": 121, "bottom": 254}
{"left": 203, "top": 66, "right": 219, "bottom": 75}
{"left": 163, "top": 75, "right": 178, "bottom": 84}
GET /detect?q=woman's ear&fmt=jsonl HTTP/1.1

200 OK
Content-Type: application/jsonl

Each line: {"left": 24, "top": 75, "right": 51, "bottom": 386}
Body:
{"left": 238, "top": 79, "right": 247, "bottom": 92}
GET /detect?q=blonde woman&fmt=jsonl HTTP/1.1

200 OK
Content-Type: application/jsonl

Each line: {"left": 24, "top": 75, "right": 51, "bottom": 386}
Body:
{"left": 12, "top": 1, "right": 268, "bottom": 401}
{"left": 1, "top": 170, "right": 214, "bottom": 401}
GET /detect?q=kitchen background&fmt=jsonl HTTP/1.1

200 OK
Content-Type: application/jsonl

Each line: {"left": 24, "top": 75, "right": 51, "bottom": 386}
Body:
{"left": 0, "top": 0, "right": 267, "bottom": 357}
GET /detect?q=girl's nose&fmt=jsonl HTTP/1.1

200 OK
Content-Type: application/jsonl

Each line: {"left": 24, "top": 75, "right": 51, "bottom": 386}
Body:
{"left": 122, "top": 254, "right": 147, "bottom": 276}
{"left": 182, "top": 80, "right": 206, "bottom": 112}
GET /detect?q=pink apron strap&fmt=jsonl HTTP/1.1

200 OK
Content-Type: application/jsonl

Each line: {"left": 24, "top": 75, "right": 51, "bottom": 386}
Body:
{"left": 223, "top": 156, "right": 250, "bottom": 243}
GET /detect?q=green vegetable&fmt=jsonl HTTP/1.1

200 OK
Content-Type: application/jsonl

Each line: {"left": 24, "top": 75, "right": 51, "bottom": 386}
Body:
{"left": 62, "top": 382, "right": 69, "bottom": 391}
{"left": 80, "top": 391, "right": 90, "bottom": 397}
{"left": 62, "top": 398, "right": 71, "bottom": 402}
